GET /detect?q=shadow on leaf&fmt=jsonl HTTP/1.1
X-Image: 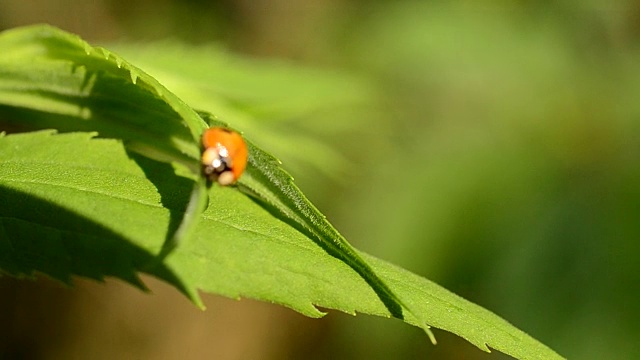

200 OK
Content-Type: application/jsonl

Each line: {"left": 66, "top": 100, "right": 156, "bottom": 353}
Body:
{"left": 0, "top": 184, "right": 191, "bottom": 298}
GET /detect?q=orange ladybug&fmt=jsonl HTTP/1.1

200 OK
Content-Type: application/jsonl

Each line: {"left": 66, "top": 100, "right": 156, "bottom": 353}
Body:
{"left": 201, "top": 127, "right": 248, "bottom": 185}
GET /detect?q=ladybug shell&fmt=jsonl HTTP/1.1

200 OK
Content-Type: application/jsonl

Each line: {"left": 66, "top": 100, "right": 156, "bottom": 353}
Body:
{"left": 201, "top": 127, "right": 248, "bottom": 184}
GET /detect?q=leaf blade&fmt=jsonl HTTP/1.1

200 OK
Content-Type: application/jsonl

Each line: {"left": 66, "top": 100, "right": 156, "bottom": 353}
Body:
{"left": 0, "top": 25, "right": 565, "bottom": 360}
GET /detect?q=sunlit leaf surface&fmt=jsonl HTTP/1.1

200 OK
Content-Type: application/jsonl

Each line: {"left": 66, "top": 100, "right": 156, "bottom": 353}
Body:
{"left": 0, "top": 25, "right": 564, "bottom": 360}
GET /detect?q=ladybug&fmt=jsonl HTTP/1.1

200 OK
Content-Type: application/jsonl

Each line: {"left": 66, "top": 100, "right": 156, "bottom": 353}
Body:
{"left": 201, "top": 127, "right": 248, "bottom": 185}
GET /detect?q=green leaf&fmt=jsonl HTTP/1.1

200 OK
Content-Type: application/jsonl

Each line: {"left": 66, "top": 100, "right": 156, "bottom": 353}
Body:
{"left": 201, "top": 113, "right": 426, "bottom": 334}
{"left": 0, "top": 23, "right": 420, "bottom": 332}
{"left": 109, "top": 41, "right": 374, "bottom": 184}
{"left": 0, "top": 25, "right": 564, "bottom": 360}
{"left": 0, "top": 23, "right": 210, "bottom": 264}
{"left": 0, "top": 130, "right": 562, "bottom": 360}
{"left": 0, "top": 24, "right": 205, "bottom": 169}
{"left": 0, "top": 131, "right": 193, "bottom": 295}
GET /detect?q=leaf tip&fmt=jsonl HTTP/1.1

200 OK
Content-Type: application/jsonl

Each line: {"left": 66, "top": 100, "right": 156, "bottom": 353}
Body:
{"left": 82, "top": 43, "right": 92, "bottom": 55}
{"left": 185, "top": 288, "right": 206, "bottom": 310}
{"left": 129, "top": 70, "right": 139, "bottom": 84}
{"left": 425, "top": 326, "right": 437, "bottom": 345}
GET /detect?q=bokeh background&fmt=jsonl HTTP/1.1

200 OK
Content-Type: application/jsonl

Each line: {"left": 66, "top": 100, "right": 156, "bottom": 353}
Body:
{"left": 1, "top": 1, "right": 639, "bottom": 359}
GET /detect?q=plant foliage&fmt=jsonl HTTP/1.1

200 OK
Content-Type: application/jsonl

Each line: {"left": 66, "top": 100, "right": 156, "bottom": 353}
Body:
{"left": 0, "top": 25, "right": 563, "bottom": 360}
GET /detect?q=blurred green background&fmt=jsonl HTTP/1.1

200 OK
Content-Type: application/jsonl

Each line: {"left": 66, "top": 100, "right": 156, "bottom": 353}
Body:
{"left": 1, "top": 1, "right": 639, "bottom": 359}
